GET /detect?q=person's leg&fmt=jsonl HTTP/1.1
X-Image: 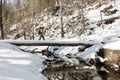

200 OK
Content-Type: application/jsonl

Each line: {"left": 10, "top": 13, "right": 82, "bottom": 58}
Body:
{"left": 39, "top": 34, "right": 42, "bottom": 40}
{"left": 42, "top": 34, "right": 45, "bottom": 40}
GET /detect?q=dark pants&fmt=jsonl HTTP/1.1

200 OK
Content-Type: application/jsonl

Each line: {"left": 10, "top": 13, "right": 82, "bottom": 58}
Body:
{"left": 39, "top": 34, "right": 45, "bottom": 40}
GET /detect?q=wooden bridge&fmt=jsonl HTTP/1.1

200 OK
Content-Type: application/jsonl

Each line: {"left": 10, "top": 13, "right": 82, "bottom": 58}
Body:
{"left": 0, "top": 40, "right": 97, "bottom": 46}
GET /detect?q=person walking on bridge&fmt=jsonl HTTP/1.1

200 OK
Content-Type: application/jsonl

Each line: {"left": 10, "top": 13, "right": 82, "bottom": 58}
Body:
{"left": 38, "top": 27, "right": 45, "bottom": 40}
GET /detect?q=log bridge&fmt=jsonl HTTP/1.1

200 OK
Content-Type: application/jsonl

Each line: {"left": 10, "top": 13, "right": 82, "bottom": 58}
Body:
{"left": 0, "top": 40, "right": 97, "bottom": 46}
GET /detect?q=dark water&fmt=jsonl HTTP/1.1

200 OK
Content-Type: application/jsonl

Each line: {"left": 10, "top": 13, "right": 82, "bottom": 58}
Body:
{"left": 42, "top": 65, "right": 120, "bottom": 80}
{"left": 42, "top": 64, "right": 101, "bottom": 80}
{"left": 104, "top": 65, "right": 120, "bottom": 80}
{"left": 42, "top": 57, "right": 120, "bottom": 80}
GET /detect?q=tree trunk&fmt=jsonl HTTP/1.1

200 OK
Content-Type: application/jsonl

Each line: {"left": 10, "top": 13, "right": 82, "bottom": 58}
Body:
{"left": 0, "top": 0, "right": 4, "bottom": 39}
{"left": 32, "top": 0, "right": 35, "bottom": 40}
{"left": 21, "top": 0, "right": 26, "bottom": 40}
{"left": 60, "top": 0, "right": 64, "bottom": 37}
{"left": 99, "top": 1, "right": 104, "bottom": 29}
{"left": 80, "top": 0, "right": 86, "bottom": 35}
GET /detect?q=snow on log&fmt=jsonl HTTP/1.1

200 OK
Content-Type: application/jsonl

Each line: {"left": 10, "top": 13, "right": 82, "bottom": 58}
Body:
{"left": 0, "top": 40, "right": 97, "bottom": 46}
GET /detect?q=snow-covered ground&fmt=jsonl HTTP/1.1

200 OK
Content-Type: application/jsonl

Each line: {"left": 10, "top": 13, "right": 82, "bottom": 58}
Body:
{"left": 1, "top": 0, "right": 120, "bottom": 80}
{"left": 0, "top": 43, "right": 47, "bottom": 80}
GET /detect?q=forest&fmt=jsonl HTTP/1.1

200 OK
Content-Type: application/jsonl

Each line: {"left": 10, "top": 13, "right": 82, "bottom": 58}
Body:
{"left": 1, "top": 0, "right": 115, "bottom": 39}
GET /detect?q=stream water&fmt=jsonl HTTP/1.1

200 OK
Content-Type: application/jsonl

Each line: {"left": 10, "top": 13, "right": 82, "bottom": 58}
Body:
{"left": 42, "top": 57, "right": 120, "bottom": 80}
{"left": 42, "top": 65, "right": 120, "bottom": 80}
{"left": 19, "top": 47, "right": 120, "bottom": 80}
{"left": 104, "top": 65, "right": 120, "bottom": 80}
{"left": 42, "top": 65, "right": 100, "bottom": 80}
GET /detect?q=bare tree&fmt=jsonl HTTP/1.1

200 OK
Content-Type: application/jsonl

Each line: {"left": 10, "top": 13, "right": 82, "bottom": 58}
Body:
{"left": 99, "top": 0, "right": 104, "bottom": 29}
{"left": 21, "top": 0, "right": 26, "bottom": 40}
{"left": 60, "top": 0, "right": 64, "bottom": 37}
{"left": 32, "top": 0, "right": 35, "bottom": 40}
{"left": 81, "top": 0, "right": 86, "bottom": 35}
{"left": 0, "top": 0, "right": 4, "bottom": 39}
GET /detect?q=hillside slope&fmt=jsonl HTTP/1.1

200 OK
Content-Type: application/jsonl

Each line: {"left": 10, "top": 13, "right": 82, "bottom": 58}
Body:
{"left": 33, "top": 0, "right": 120, "bottom": 42}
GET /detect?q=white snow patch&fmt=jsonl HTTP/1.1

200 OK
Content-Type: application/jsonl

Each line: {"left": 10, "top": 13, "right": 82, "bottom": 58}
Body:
{"left": 0, "top": 43, "right": 47, "bottom": 80}
{"left": 76, "top": 44, "right": 102, "bottom": 59}
{"left": 104, "top": 41, "right": 120, "bottom": 50}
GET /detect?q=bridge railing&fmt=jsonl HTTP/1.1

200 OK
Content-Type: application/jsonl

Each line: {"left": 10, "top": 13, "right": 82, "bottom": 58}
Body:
{"left": 0, "top": 40, "right": 97, "bottom": 46}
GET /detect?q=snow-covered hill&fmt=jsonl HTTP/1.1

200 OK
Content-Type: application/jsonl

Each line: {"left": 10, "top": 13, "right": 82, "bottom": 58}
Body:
{"left": 43, "top": 0, "right": 120, "bottom": 60}
{"left": 35, "top": 0, "right": 120, "bottom": 41}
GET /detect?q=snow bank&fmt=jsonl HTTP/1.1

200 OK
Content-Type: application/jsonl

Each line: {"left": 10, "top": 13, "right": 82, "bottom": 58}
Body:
{"left": 0, "top": 43, "right": 47, "bottom": 80}
{"left": 104, "top": 41, "right": 120, "bottom": 50}
{"left": 76, "top": 44, "right": 102, "bottom": 59}
{"left": 0, "top": 43, "right": 21, "bottom": 51}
